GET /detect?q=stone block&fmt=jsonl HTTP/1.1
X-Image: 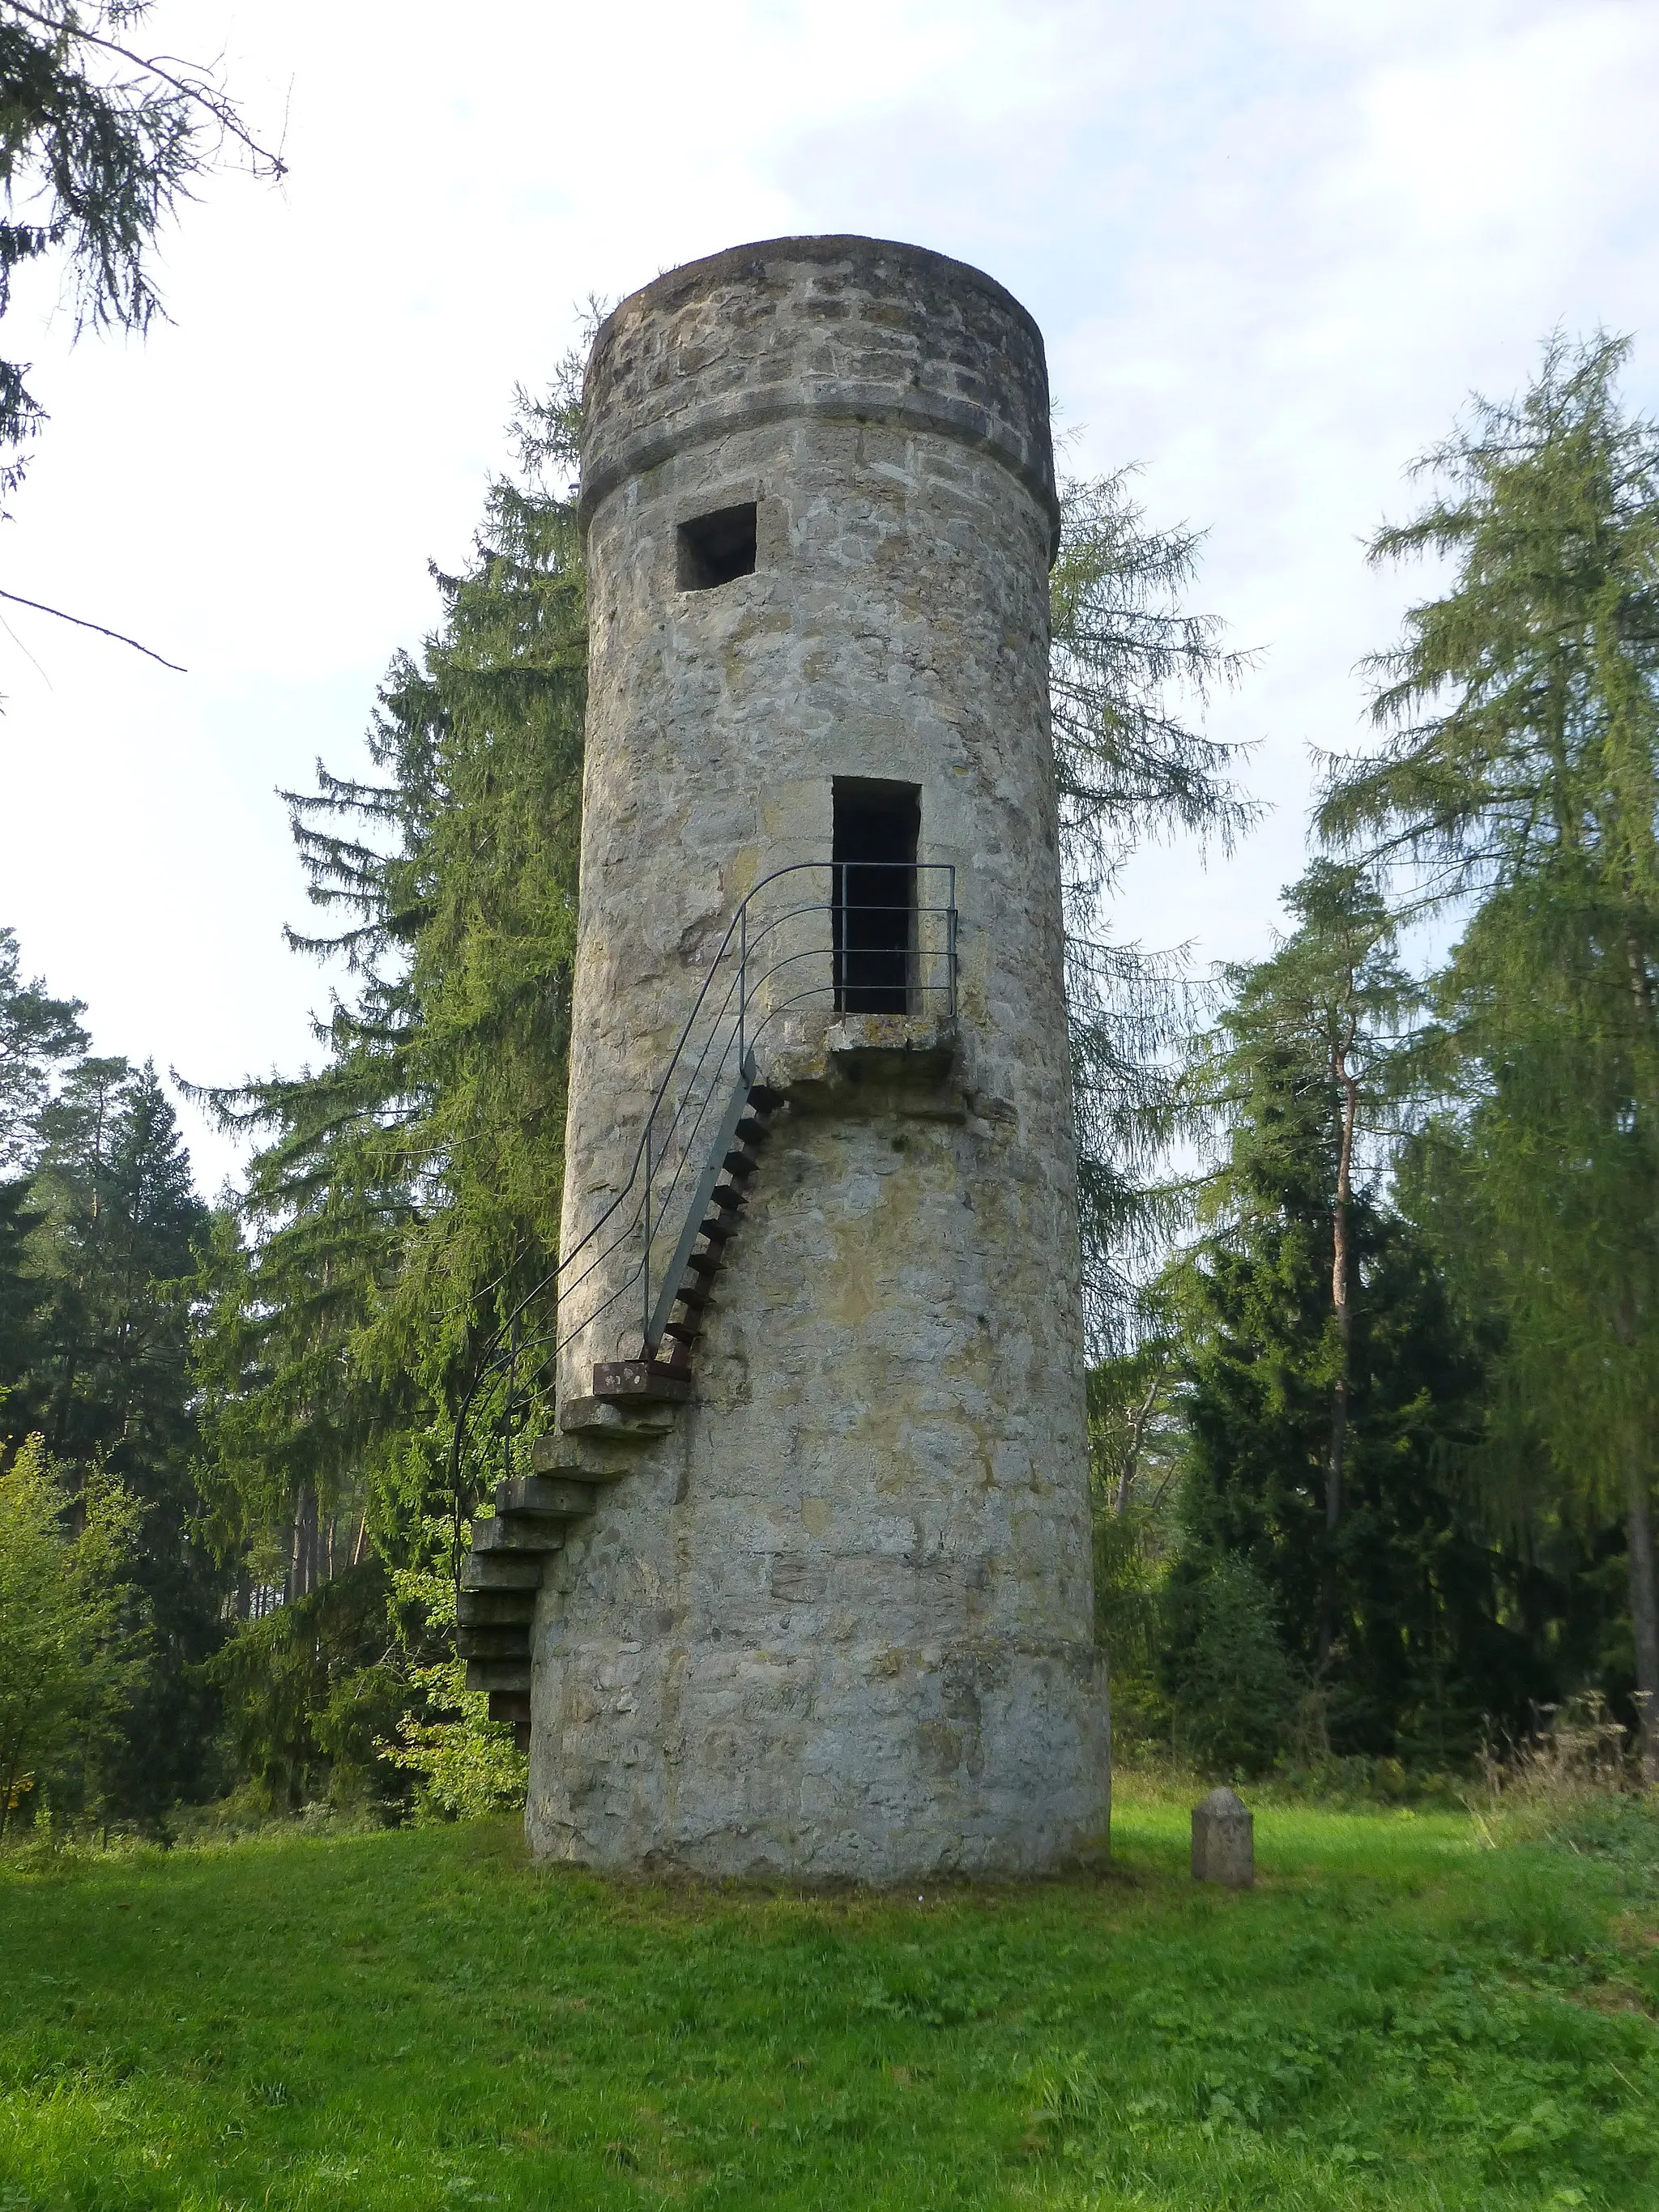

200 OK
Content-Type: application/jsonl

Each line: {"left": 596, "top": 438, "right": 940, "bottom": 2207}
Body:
{"left": 495, "top": 1476, "right": 595, "bottom": 1519}
{"left": 471, "top": 1514, "right": 565, "bottom": 1555}
{"left": 456, "top": 1588, "right": 538, "bottom": 1626}
{"left": 457, "top": 1624, "right": 533, "bottom": 1662}
{"left": 1192, "top": 1788, "right": 1254, "bottom": 1887}
{"left": 559, "top": 1395, "right": 678, "bottom": 1438}
{"left": 460, "top": 1552, "right": 544, "bottom": 1591}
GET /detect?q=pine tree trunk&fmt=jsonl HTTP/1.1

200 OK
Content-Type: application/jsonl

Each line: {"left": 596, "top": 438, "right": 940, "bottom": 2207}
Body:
{"left": 1320, "top": 1034, "right": 1359, "bottom": 1673}
{"left": 1624, "top": 1443, "right": 1659, "bottom": 1784}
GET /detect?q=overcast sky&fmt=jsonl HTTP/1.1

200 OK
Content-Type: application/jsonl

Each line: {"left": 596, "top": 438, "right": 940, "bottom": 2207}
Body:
{"left": 2, "top": 0, "right": 1656, "bottom": 1191}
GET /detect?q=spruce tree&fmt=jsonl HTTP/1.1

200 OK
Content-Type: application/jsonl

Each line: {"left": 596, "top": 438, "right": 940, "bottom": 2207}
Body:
{"left": 25, "top": 1058, "right": 220, "bottom": 1815}
{"left": 0, "top": 2, "right": 280, "bottom": 501}
{"left": 1175, "top": 863, "right": 1529, "bottom": 1760}
{"left": 188, "top": 380, "right": 588, "bottom": 1797}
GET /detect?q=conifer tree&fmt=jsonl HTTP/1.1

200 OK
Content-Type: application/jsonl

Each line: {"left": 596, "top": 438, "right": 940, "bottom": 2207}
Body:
{"left": 23, "top": 1056, "right": 219, "bottom": 1813}
{"left": 0, "top": 2, "right": 281, "bottom": 501}
{"left": 188, "top": 381, "right": 587, "bottom": 1796}
{"left": 1172, "top": 862, "right": 1529, "bottom": 1758}
{"left": 191, "top": 394, "right": 1248, "bottom": 1799}
{"left": 1320, "top": 333, "right": 1659, "bottom": 1772}
{"left": 193, "top": 381, "right": 586, "bottom": 1583}
{"left": 1050, "top": 469, "right": 1254, "bottom": 1347}
{"left": 0, "top": 925, "right": 83, "bottom": 1430}
{"left": 1188, "top": 861, "right": 1421, "bottom": 1665}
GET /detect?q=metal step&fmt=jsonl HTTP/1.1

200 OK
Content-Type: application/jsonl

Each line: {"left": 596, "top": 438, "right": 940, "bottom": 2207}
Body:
{"left": 733, "top": 1116, "right": 770, "bottom": 1146}
{"left": 722, "top": 1149, "right": 758, "bottom": 1178}
{"left": 661, "top": 1316, "right": 701, "bottom": 1345}
{"left": 708, "top": 1183, "right": 744, "bottom": 1213}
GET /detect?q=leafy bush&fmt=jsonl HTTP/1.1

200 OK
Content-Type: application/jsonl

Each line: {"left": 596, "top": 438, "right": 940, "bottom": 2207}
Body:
{"left": 377, "top": 1565, "right": 527, "bottom": 1819}
{"left": 0, "top": 1435, "right": 149, "bottom": 1835}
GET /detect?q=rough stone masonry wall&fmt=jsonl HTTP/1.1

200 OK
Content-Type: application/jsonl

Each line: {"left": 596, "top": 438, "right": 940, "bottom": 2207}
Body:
{"left": 527, "top": 237, "right": 1110, "bottom": 1877}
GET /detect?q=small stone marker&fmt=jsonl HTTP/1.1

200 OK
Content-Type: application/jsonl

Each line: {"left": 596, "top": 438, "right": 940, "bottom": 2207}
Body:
{"left": 1191, "top": 1787, "right": 1254, "bottom": 1888}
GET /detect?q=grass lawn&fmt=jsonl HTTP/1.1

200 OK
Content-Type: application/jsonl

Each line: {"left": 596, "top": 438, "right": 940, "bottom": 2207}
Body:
{"left": 3, "top": 1785, "right": 1658, "bottom": 2210}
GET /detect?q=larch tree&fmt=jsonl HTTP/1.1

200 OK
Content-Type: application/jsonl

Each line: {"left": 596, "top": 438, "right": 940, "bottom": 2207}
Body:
{"left": 1320, "top": 332, "right": 1659, "bottom": 1775}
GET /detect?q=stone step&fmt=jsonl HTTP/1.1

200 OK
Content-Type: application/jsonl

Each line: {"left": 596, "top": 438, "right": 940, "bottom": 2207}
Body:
{"left": 456, "top": 1588, "right": 537, "bottom": 1627}
{"left": 458, "top": 1623, "right": 532, "bottom": 1662}
{"left": 471, "top": 1514, "right": 565, "bottom": 1555}
{"left": 591, "top": 1359, "right": 691, "bottom": 1403}
{"left": 487, "top": 1690, "right": 531, "bottom": 1728}
{"left": 460, "top": 1551, "right": 545, "bottom": 1591}
{"left": 495, "top": 1475, "right": 595, "bottom": 1519}
{"left": 558, "top": 1394, "right": 677, "bottom": 1439}
{"left": 466, "top": 1656, "right": 531, "bottom": 1694}
{"left": 527, "top": 1431, "right": 650, "bottom": 1481}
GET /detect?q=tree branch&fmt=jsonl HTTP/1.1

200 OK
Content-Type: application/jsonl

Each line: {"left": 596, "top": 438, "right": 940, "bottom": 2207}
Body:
{"left": 4, "top": 1, "right": 288, "bottom": 178}
{"left": 0, "top": 588, "right": 185, "bottom": 669}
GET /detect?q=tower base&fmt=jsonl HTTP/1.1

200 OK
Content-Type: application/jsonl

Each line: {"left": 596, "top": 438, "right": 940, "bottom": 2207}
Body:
{"left": 526, "top": 1628, "right": 1109, "bottom": 1882}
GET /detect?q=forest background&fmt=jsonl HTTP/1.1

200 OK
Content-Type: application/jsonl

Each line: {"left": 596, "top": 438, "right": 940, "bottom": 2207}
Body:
{"left": 8, "top": 318, "right": 1659, "bottom": 1831}
{"left": 6, "top": 1, "right": 1659, "bottom": 1835}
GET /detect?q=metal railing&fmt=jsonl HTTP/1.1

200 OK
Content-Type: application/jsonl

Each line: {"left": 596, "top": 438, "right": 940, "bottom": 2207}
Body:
{"left": 450, "top": 859, "right": 956, "bottom": 1563}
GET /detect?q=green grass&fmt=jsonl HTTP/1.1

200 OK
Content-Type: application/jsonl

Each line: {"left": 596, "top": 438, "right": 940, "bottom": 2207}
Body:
{"left": 3, "top": 1788, "right": 1658, "bottom": 2210}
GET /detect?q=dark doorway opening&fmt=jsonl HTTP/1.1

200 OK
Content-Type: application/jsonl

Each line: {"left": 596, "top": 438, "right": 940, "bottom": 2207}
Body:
{"left": 833, "top": 780, "right": 919, "bottom": 1014}
{"left": 677, "top": 503, "right": 758, "bottom": 590}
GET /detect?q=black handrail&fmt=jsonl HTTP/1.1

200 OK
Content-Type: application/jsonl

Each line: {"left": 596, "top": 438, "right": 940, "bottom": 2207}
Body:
{"left": 449, "top": 859, "right": 957, "bottom": 1573}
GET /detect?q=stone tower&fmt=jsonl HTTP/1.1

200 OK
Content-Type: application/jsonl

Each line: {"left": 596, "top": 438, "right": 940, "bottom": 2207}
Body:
{"left": 461, "top": 235, "right": 1108, "bottom": 1879}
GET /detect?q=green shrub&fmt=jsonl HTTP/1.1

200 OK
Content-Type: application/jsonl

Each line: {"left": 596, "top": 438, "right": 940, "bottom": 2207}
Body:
{"left": 1162, "top": 1553, "right": 1300, "bottom": 1774}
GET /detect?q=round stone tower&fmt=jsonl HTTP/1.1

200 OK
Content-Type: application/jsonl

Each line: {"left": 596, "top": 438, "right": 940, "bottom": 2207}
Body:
{"left": 524, "top": 235, "right": 1108, "bottom": 1877}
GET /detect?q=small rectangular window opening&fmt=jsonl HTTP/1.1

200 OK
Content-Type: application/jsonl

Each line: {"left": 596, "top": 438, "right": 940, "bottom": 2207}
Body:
{"left": 833, "top": 780, "right": 919, "bottom": 1015}
{"left": 677, "top": 503, "right": 758, "bottom": 590}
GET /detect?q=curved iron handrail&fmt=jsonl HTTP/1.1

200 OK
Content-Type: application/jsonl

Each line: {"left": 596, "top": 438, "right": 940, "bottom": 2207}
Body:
{"left": 449, "top": 859, "right": 957, "bottom": 1572}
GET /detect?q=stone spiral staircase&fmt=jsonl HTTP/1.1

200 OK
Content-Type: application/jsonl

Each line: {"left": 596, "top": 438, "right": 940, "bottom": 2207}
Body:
{"left": 456, "top": 1076, "right": 783, "bottom": 1744}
